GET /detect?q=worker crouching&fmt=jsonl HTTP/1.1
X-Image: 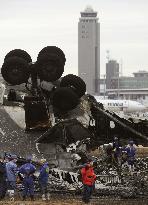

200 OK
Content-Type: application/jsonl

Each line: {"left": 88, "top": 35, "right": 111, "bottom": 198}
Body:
{"left": 81, "top": 159, "right": 96, "bottom": 204}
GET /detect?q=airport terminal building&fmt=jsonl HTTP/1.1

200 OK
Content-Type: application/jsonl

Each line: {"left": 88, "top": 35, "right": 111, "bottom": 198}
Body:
{"left": 100, "top": 70, "right": 148, "bottom": 106}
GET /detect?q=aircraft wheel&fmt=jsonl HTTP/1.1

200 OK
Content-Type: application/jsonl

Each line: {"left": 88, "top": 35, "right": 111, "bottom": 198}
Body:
{"left": 36, "top": 54, "right": 64, "bottom": 82}
{"left": 60, "top": 74, "right": 86, "bottom": 98}
{"left": 52, "top": 87, "right": 79, "bottom": 111}
{"left": 1, "top": 56, "right": 30, "bottom": 85}
{"left": 37, "top": 46, "right": 66, "bottom": 65}
{"left": 4, "top": 49, "right": 32, "bottom": 63}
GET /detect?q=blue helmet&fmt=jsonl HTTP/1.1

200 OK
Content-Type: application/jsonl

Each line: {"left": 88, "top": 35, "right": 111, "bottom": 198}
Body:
{"left": 129, "top": 140, "right": 134, "bottom": 145}
{"left": 26, "top": 156, "right": 32, "bottom": 162}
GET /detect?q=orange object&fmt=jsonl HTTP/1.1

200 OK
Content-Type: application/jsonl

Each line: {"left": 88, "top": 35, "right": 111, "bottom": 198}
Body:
{"left": 81, "top": 164, "right": 96, "bottom": 186}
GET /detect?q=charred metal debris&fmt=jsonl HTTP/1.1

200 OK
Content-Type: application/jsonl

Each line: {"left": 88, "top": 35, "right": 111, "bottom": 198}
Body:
{"left": 1, "top": 46, "right": 148, "bottom": 149}
{"left": 1, "top": 46, "right": 148, "bottom": 198}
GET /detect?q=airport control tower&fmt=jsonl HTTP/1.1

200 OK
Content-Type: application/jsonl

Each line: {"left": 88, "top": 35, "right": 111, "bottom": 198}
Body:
{"left": 78, "top": 6, "right": 100, "bottom": 95}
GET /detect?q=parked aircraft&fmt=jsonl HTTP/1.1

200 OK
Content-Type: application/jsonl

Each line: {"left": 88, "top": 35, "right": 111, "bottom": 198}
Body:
{"left": 94, "top": 96, "right": 146, "bottom": 113}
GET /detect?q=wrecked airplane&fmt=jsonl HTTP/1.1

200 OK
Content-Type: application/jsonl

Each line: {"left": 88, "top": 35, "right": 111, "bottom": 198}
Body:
{"left": 0, "top": 46, "right": 148, "bottom": 166}
{"left": 1, "top": 46, "right": 148, "bottom": 199}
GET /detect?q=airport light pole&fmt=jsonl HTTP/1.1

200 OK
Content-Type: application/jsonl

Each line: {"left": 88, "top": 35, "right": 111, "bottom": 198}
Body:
{"left": 116, "top": 71, "right": 121, "bottom": 99}
{"left": 117, "top": 73, "right": 119, "bottom": 98}
{"left": 101, "top": 74, "right": 106, "bottom": 99}
{"left": 103, "top": 74, "right": 106, "bottom": 99}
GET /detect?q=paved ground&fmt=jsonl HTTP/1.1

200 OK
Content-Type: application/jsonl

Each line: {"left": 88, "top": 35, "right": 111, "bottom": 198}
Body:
{"left": 0, "top": 198, "right": 148, "bottom": 205}
{"left": 0, "top": 105, "right": 43, "bottom": 158}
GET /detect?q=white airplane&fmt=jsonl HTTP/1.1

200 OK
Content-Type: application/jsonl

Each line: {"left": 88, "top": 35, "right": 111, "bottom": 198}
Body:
{"left": 94, "top": 96, "right": 146, "bottom": 113}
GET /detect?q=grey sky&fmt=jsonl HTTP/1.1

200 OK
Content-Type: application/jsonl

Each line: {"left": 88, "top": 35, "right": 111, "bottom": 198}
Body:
{"left": 0, "top": 0, "right": 148, "bottom": 77}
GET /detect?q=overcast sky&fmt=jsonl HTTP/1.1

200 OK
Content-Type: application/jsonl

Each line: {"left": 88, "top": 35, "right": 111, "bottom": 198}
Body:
{"left": 0, "top": 0, "right": 148, "bottom": 77}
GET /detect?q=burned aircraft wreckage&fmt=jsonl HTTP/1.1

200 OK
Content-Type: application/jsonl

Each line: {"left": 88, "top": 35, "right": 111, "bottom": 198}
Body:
{"left": 1, "top": 46, "right": 148, "bottom": 198}
{"left": 1, "top": 46, "right": 148, "bottom": 162}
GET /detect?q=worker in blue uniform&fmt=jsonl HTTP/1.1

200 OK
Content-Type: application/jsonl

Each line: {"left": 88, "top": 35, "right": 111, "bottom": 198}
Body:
{"left": 112, "top": 136, "right": 122, "bottom": 165}
{"left": 5, "top": 154, "right": 18, "bottom": 201}
{"left": 19, "top": 157, "right": 36, "bottom": 201}
{"left": 38, "top": 159, "right": 50, "bottom": 201}
{"left": 0, "top": 153, "right": 7, "bottom": 200}
{"left": 124, "top": 140, "right": 136, "bottom": 174}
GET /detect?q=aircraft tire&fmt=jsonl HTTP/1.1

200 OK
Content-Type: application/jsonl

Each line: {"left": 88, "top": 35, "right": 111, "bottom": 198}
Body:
{"left": 37, "top": 46, "right": 66, "bottom": 65}
{"left": 52, "top": 87, "right": 79, "bottom": 111}
{"left": 1, "top": 56, "right": 30, "bottom": 85}
{"left": 36, "top": 54, "right": 64, "bottom": 82}
{"left": 60, "top": 74, "right": 86, "bottom": 98}
{"left": 4, "top": 49, "right": 32, "bottom": 63}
